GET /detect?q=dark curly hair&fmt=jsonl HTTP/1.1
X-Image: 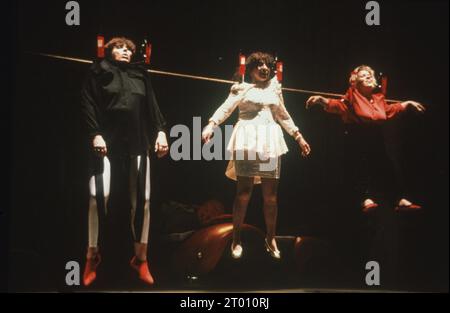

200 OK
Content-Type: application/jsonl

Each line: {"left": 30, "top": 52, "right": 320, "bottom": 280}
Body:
{"left": 104, "top": 37, "right": 136, "bottom": 59}
{"left": 234, "top": 52, "right": 275, "bottom": 82}
{"left": 246, "top": 52, "right": 275, "bottom": 71}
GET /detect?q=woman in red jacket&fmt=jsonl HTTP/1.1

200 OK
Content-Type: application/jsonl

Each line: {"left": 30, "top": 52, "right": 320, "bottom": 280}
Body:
{"left": 306, "top": 65, "right": 425, "bottom": 213}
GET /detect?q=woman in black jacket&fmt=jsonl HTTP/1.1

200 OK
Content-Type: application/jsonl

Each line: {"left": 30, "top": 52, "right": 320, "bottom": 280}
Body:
{"left": 80, "top": 37, "right": 169, "bottom": 286}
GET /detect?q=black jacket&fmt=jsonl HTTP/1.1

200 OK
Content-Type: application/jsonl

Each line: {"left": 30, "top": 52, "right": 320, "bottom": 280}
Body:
{"left": 81, "top": 59, "right": 167, "bottom": 156}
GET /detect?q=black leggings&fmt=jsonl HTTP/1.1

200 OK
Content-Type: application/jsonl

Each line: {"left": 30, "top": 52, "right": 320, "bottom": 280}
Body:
{"left": 87, "top": 154, "right": 151, "bottom": 248}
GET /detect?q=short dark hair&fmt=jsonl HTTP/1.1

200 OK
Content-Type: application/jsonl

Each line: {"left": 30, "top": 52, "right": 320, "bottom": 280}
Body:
{"left": 246, "top": 52, "right": 275, "bottom": 73}
{"left": 104, "top": 37, "right": 136, "bottom": 59}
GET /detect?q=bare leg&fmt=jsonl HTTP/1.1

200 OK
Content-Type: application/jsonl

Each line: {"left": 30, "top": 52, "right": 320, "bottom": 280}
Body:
{"left": 261, "top": 177, "right": 280, "bottom": 252}
{"left": 232, "top": 176, "right": 255, "bottom": 248}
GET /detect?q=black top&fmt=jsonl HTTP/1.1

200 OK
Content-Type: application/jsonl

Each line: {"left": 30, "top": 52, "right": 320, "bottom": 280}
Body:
{"left": 81, "top": 59, "right": 167, "bottom": 156}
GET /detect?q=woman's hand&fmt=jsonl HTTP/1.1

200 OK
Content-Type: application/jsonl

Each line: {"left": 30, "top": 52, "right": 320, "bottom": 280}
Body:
{"left": 93, "top": 135, "right": 107, "bottom": 157}
{"left": 294, "top": 132, "right": 311, "bottom": 157}
{"left": 154, "top": 131, "right": 169, "bottom": 158}
{"left": 306, "top": 95, "right": 328, "bottom": 109}
{"left": 202, "top": 121, "right": 216, "bottom": 143}
{"left": 299, "top": 138, "right": 311, "bottom": 157}
{"left": 402, "top": 100, "right": 426, "bottom": 113}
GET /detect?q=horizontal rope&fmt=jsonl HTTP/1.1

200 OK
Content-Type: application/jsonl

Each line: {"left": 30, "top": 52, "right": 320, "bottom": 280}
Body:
{"left": 32, "top": 52, "right": 402, "bottom": 103}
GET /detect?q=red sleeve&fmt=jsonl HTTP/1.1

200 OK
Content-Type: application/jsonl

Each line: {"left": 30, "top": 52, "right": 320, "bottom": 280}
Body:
{"left": 323, "top": 89, "right": 351, "bottom": 116}
{"left": 382, "top": 95, "right": 406, "bottom": 119}
{"left": 324, "top": 98, "right": 349, "bottom": 115}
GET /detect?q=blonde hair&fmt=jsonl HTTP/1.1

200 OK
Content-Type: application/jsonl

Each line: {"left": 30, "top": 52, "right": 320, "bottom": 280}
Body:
{"left": 349, "top": 65, "right": 377, "bottom": 87}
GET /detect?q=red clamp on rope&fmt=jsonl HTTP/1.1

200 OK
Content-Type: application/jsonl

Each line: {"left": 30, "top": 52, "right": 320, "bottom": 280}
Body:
{"left": 380, "top": 75, "right": 388, "bottom": 96}
{"left": 239, "top": 54, "right": 246, "bottom": 79}
{"left": 97, "top": 35, "right": 105, "bottom": 58}
{"left": 276, "top": 61, "right": 283, "bottom": 82}
{"left": 145, "top": 43, "right": 152, "bottom": 65}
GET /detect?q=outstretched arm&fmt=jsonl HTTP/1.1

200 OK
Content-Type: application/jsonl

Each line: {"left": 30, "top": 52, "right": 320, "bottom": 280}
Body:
{"left": 306, "top": 95, "right": 349, "bottom": 115}
{"left": 401, "top": 100, "right": 426, "bottom": 112}
{"left": 385, "top": 99, "right": 426, "bottom": 119}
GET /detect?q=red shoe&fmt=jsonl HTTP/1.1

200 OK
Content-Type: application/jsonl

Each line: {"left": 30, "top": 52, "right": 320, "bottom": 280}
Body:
{"left": 83, "top": 254, "right": 101, "bottom": 286}
{"left": 362, "top": 202, "right": 378, "bottom": 213}
{"left": 130, "top": 256, "right": 154, "bottom": 285}
{"left": 395, "top": 203, "right": 422, "bottom": 212}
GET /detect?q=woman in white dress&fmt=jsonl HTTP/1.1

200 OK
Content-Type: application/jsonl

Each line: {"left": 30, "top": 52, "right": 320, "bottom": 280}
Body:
{"left": 202, "top": 52, "right": 311, "bottom": 259}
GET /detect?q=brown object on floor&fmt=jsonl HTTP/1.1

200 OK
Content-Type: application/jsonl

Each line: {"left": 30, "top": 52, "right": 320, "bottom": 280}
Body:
{"left": 171, "top": 223, "right": 264, "bottom": 277}
{"left": 196, "top": 199, "right": 226, "bottom": 225}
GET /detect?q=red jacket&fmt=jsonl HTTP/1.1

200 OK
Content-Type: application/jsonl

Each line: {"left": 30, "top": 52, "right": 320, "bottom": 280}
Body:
{"left": 325, "top": 88, "right": 405, "bottom": 124}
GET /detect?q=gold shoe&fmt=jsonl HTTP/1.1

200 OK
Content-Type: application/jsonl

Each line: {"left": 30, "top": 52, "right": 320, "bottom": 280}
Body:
{"left": 231, "top": 243, "right": 243, "bottom": 259}
{"left": 265, "top": 238, "right": 281, "bottom": 259}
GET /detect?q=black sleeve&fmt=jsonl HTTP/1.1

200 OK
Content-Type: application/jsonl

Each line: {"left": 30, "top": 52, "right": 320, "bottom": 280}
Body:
{"left": 80, "top": 71, "right": 102, "bottom": 139}
{"left": 145, "top": 73, "right": 167, "bottom": 133}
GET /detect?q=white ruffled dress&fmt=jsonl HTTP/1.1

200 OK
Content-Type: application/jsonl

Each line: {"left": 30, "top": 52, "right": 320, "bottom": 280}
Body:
{"left": 209, "top": 77, "right": 299, "bottom": 184}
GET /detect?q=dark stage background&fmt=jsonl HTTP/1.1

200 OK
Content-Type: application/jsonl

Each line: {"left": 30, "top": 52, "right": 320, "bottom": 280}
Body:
{"left": 7, "top": 0, "right": 449, "bottom": 292}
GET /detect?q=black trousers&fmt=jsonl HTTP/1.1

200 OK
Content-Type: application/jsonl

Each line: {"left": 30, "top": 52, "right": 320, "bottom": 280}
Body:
{"left": 343, "top": 122, "right": 409, "bottom": 203}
